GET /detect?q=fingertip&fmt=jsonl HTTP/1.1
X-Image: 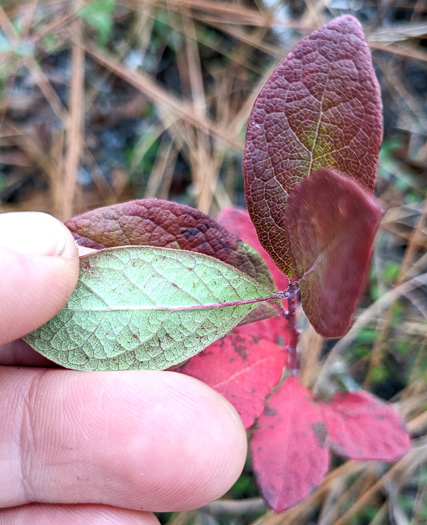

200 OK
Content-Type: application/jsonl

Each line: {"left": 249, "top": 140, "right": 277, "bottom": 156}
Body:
{"left": 0, "top": 216, "right": 79, "bottom": 344}
{"left": 0, "top": 212, "right": 75, "bottom": 258}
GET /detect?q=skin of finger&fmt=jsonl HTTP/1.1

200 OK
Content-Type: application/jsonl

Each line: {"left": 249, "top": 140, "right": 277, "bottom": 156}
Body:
{"left": 0, "top": 367, "right": 247, "bottom": 512}
{"left": 0, "top": 339, "right": 56, "bottom": 367}
{"left": 0, "top": 240, "right": 79, "bottom": 345}
{"left": 0, "top": 504, "right": 160, "bottom": 525}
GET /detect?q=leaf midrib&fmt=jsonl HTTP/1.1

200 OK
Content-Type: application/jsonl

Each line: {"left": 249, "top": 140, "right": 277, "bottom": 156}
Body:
{"left": 65, "top": 294, "right": 278, "bottom": 312}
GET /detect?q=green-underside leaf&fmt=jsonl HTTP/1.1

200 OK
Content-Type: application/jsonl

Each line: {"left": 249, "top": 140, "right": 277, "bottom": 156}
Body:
{"left": 66, "top": 199, "right": 279, "bottom": 325}
{"left": 25, "top": 246, "right": 276, "bottom": 371}
{"left": 66, "top": 199, "right": 275, "bottom": 290}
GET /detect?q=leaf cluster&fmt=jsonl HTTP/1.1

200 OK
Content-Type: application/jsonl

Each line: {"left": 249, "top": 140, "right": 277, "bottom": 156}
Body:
{"left": 24, "top": 16, "right": 411, "bottom": 513}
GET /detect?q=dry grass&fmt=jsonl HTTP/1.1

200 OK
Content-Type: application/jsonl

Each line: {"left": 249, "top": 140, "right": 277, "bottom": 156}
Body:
{"left": 0, "top": 1, "right": 426, "bottom": 524}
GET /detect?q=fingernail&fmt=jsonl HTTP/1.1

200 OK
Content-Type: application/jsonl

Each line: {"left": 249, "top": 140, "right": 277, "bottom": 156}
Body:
{"left": 0, "top": 212, "right": 69, "bottom": 256}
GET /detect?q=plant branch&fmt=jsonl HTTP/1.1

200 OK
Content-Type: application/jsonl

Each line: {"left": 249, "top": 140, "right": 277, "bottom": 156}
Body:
{"left": 285, "top": 281, "right": 300, "bottom": 372}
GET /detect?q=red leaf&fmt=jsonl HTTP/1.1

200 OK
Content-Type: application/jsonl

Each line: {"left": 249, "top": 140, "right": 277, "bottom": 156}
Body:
{"left": 251, "top": 377, "right": 329, "bottom": 511}
{"left": 284, "top": 168, "right": 381, "bottom": 337}
{"left": 179, "top": 334, "right": 286, "bottom": 429}
{"left": 244, "top": 15, "right": 383, "bottom": 276}
{"left": 66, "top": 199, "right": 275, "bottom": 291}
{"left": 233, "top": 315, "right": 290, "bottom": 348}
{"left": 217, "top": 208, "right": 289, "bottom": 293}
{"left": 319, "top": 390, "right": 410, "bottom": 461}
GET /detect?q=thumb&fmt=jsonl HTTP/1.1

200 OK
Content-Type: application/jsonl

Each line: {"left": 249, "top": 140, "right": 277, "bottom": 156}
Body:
{"left": 0, "top": 212, "right": 79, "bottom": 345}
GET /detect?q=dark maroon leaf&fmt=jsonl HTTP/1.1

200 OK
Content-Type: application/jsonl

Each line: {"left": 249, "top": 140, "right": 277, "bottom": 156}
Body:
{"left": 179, "top": 334, "right": 286, "bottom": 429}
{"left": 244, "top": 15, "right": 383, "bottom": 276}
{"left": 251, "top": 377, "right": 329, "bottom": 511}
{"left": 284, "top": 168, "right": 381, "bottom": 337}
{"left": 66, "top": 199, "right": 276, "bottom": 293}
{"left": 319, "top": 390, "right": 410, "bottom": 461}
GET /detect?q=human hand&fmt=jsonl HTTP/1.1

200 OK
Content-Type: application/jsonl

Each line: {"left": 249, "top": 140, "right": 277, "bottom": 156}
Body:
{"left": 0, "top": 212, "right": 247, "bottom": 524}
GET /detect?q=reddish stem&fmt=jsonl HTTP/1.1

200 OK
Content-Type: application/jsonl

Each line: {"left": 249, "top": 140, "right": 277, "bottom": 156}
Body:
{"left": 285, "top": 282, "right": 300, "bottom": 373}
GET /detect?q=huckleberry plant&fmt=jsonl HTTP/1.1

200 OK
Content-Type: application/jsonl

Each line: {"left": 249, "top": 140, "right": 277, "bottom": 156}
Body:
{"left": 25, "top": 16, "right": 410, "bottom": 511}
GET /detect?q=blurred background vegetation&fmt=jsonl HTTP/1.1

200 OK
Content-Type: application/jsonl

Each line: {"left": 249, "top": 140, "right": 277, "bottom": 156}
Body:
{"left": 0, "top": 1, "right": 426, "bottom": 524}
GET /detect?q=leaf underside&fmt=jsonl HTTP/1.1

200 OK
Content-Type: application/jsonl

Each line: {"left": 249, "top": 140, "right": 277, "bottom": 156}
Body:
{"left": 251, "top": 377, "right": 329, "bottom": 512}
{"left": 66, "top": 199, "right": 279, "bottom": 326}
{"left": 243, "top": 15, "right": 383, "bottom": 276}
{"left": 284, "top": 168, "right": 381, "bottom": 337}
{"left": 25, "top": 246, "right": 275, "bottom": 371}
{"left": 179, "top": 333, "right": 287, "bottom": 429}
{"left": 66, "top": 199, "right": 275, "bottom": 291}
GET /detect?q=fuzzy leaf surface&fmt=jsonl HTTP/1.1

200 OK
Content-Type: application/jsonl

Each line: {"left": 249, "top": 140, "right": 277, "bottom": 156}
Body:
{"left": 251, "top": 377, "right": 329, "bottom": 512}
{"left": 244, "top": 15, "right": 383, "bottom": 276}
{"left": 284, "top": 168, "right": 381, "bottom": 337}
{"left": 319, "top": 390, "right": 410, "bottom": 461}
{"left": 66, "top": 199, "right": 275, "bottom": 290}
{"left": 179, "top": 333, "right": 287, "bottom": 429}
{"left": 25, "top": 246, "right": 275, "bottom": 371}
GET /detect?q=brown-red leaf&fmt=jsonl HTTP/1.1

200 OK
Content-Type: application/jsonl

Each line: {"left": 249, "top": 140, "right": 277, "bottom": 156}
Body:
{"left": 251, "top": 377, "right": 329, "bottom": 511}
{"left": 244, "top": 15, "right": 383, "bottom": 276}
{"left": 179, "top": 334, "right": 286, "bottom": 429}
{"left": 284, "top": 168, "right": 381, "bottom": 337}
{"left": 66, "top": 199, "right": 275, "bottom": 292}
{"left": 217, "top": 207, "right": 289, "bottom": 293}
{"left": 319, "top": 390, "right": 410, "bottom": 461}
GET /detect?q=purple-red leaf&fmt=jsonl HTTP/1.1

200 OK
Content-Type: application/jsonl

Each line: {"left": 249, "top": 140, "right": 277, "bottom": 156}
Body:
{"left": 319, "top": 390, "right": 410, "bottom": 461}
{"left": 244, "top": 15, "right": 383, "bottom": 276}
{"left": 251, "top": 377, "right": 329, "bottom": 511}
{"left": 179, "top": 334, "right": 286, "bottom": 429}
{"left": 284, "top": 168, "right": 381, "bottom": 337}
{"left": 66, "top": 199, "right": 275, "bottom": 291}
{"left": 217, "top": 208, "right": 289, "bottom": 293}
